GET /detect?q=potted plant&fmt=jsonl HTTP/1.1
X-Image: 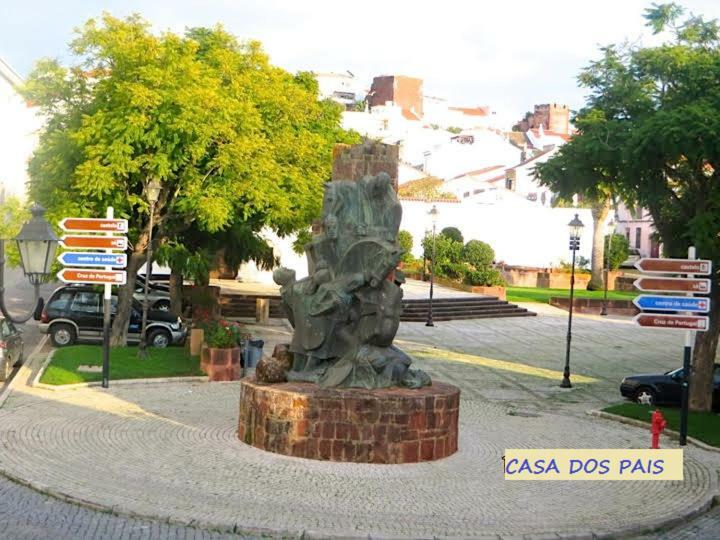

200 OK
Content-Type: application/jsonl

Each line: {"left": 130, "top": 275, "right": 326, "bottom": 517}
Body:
{"left": 200, "top": 318, "right": 243, "bottom": 381}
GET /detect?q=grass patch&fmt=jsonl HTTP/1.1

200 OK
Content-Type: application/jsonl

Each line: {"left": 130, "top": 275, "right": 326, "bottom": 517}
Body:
{"left": 603, "top": 402, "right": 720, "bottom": 447}
{"left": 506, "top": 286, "right": 636, "bottom": 304}
{"left": 40, "top": 345, "right": 204, "bottom": 385}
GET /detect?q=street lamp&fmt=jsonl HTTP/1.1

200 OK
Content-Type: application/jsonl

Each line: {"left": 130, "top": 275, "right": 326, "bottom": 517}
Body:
{"left": 0, "top": 203, "right": 59, "bottom": 323}
{"left": 138, "top": 178, "right": 162, "bottom": 358}
{"left": 561, "top": 213, "right": 584, "bottom": 388}
{"left": 600, "top": 218, "right": 616, "bottom": 316}
{"left": 426, "top": 205, "right": 439, "bottom": 327}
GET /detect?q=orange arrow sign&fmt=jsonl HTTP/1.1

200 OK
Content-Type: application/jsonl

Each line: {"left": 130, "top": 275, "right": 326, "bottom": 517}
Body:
{"left": 60, "top": 235, "right": 127, "bottom": 250}
{"left": 633, "top": 276, "right": 711, "bottom": 294}
{"left": 60, "top": 217, "right": 128, "bottom": 233}
{"left": 58, "top": 268, "right": 127, "bottom": 285}
{"left": 633, "top": 313, "right": 709, "bottom": 331}
{"left": 635, "top": 258, "right": 712, "bottom": 275}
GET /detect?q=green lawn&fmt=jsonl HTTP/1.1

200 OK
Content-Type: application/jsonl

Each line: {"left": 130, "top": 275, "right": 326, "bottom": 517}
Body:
{"left": 506, "top": 286, "right": 636, "bottom": 304}
{"left": 603, "top": 402, "right": 720, "bottom": 447}
{"left": 40, "top": 345, "right": 204, "bottom": 385}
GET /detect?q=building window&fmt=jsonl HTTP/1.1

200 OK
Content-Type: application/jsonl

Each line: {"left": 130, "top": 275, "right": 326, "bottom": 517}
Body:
{"left": 635, "top": 227, "right": 642, "bottom": 249}
{"left": 505, "top": 177, "right": 514, "bottom": 190}
{"left": 625, "top": 228, "right": 631, "bottom": 242}
{"left": 463, "top": 191, "right": 470, "bottom": 198}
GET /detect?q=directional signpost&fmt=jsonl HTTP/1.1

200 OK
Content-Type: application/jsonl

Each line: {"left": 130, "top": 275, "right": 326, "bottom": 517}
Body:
{"left": 58, "top": 268, "right": 127, "bottom": 285}
{"left": 60, "top": 235, "right": 128, "bottom": 250}
{"left": 632, "top": 250, "right": 712, "bottom": 447}
{"left": 633, "top": 295, "right": 710, "bottom": 313}
{"left": 58, "top": 209, "right": 128, "bottom": 388}
{"left": 58, "top": 252, "right": 127, "bottom": 268}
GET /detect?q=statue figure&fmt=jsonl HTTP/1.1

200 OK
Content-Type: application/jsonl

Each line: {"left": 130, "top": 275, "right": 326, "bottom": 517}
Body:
{"left": 272, "top": 172, "right": 430, "bottom": 389}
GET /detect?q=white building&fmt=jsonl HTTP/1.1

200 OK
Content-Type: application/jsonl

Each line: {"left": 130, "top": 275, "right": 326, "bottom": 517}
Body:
{"left": 0, "top": 57, "right": 42, "bottom": 198}
{"left": 615, "top": 203, "right": 659, "bottom": 258}
{"left": 314, "top": 72, "right": 361, "bottom": 108}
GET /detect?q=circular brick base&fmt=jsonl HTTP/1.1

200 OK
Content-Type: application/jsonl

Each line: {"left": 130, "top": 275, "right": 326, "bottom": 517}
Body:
{"left": 237, "top": 378, "right": 459, "bottom": 463}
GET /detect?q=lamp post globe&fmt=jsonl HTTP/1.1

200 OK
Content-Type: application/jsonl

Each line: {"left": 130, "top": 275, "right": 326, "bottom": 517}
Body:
{"left": 425, "top": 204, "right": 439, "bottom": 327}
{"left": 14, "top": 204, "right": 59, "bottom": 285}
{"left": 138, "top": 178, "right": 162, "bottom": 358}
{"left": 562, "top": 213, "right": 584, "bottom": 388}
{"left": 0, "top": 202, "right": 59, "bottom": 324}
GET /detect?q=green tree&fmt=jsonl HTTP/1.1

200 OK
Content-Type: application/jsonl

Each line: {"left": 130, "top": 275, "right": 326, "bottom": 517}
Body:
{"left": 538, "top": 3, "right": 720, "bottom": 411}
{"left": 422, "top": 232, "right": 464, "bottom": 279}
{"left": 462, "top": 239, "right": 495, "bottom": 269}
{"left": 604, "top": 233, "right": 630, "bottom": 271}
{"left": 24, "top": 14, "right": 357, "bottom": 345}
{"left": 0, "top": 195, "right": 31, "bottom": 268}
{"left": 440, "top": 227, "right": 463, "bottom": 244}
{"left": 397, "top": 230, "right": 414, "bottom": 263}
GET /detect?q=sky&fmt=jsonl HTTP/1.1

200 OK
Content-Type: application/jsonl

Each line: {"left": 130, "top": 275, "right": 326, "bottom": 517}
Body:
{"left": 2, "top": 0, "right": 719, "bottom": 128}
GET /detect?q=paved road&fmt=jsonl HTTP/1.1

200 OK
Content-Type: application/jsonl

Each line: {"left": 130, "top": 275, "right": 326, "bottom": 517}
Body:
{"left": 1, "top": 299, "right": 718, "bottom": 539}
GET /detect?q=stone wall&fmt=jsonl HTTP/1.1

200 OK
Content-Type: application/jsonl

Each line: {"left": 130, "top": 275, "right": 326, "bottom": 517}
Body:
{"left": 332, "top": 141, "right": 399, "bottom": 189}
{"left": 238, "top": 378, "right": 460, "bottom": 463}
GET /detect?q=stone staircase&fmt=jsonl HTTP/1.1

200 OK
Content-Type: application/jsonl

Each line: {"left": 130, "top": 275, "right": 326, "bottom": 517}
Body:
{"left": 220, "top": 293, "right": 535, "bottom": 322}
{"left": 399, "top": 296, "right": 535, "bottom": 322}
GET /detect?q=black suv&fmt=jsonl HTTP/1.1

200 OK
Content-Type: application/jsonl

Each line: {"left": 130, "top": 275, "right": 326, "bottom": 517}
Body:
{"left": 38, "top": 285, "right": 187, "bottom": 348}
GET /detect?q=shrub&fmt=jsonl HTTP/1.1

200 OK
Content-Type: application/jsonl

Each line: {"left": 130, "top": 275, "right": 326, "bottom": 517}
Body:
{"left": 422, "top": 232, "right": 463, "bottom": 278}
{"left": 604, "top": 233, "right": 630, "bottom": 270}
{"left": 397, "top": 230, "right": 414, "bottom": 263}
{"left": 462, "top": 240, "right": 495, "bottom": 269}
{"left": 463, "top": 268, "right": 506, "bottom": 287}
{"left": 440, "top": 227, "right": 464, "bottom": 244}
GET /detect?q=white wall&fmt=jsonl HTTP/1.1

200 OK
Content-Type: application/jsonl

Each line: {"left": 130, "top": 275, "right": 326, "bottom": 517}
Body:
{"left": 0, "top": 60, "right": 43, "bottom": 198}
{"left": 400, "top": 199, "right": 593, "bottom": 268}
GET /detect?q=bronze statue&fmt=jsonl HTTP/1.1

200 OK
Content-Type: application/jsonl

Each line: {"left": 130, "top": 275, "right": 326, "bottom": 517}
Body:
{"left": 272, "top": 172, "right": 430, "bottom": 389}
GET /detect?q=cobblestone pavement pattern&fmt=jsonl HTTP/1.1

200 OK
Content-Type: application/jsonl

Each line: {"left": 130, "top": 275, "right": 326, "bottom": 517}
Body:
{"left": 0, "top": 298, "right": 719, "bottom": 538}
{"left": 0, "top": 473, "right": 248, "bottom": 540}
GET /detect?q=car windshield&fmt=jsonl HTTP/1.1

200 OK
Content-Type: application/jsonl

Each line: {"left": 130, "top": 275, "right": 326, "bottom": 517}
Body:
{"left": 664, "top": 367, "right": 684, "bottom": 377}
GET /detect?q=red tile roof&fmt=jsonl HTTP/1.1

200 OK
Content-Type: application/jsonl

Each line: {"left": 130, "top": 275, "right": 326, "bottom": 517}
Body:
{"left": 450, "top": 165, "right": 504, "bottom": 180}
{"left": 449, "top": 106, "right": 490, "bottom": 116}
{"left": 486, "top": 174, "right": 506, "bottom": 184}
{"left": 402, "top": 109, "right": 421, "bottom": 121}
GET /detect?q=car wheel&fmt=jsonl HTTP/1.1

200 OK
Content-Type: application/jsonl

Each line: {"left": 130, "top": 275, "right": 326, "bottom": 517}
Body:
{"left": 148, "top": 328, "right": 171, "bottom": 349}
{"left": 51, "top": 323, "right": 76, "bottom": 347}
{"left": 635, "top": 387, "right": 656, "bottom": 406}
{"left": 153, "top": 299, "right": 171, "bottom": 312}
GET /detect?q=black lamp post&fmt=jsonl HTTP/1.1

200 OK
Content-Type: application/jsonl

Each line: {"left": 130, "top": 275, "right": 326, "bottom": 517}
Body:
{"left": 138, "top": 178, "right": 162, "bottom": 358}
{"left": 425, "top": 205, "right": 438, "bottom": 327}
{"left": 561, "top": 213, "right": 584, "bottom": 388}
{"left": 0, "top": 203, "right": 59, "bottom": 323}
{"left": 600, "top": 218, "right": 615, "bottom": 317}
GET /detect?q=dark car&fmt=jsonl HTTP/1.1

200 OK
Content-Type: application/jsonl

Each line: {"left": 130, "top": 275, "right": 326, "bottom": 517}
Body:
{"left": 620, "top": 364, "right": 720, "bottom": 410}
{"left": 0, "top": 318, "right": 24, "bottom": 381}
{"left": 38, "top": 285, "right": 186, "bottom": 348}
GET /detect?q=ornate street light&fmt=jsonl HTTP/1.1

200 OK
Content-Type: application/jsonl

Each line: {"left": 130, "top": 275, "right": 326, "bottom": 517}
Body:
{"left": 600, "top": 217, "right": 616, "bottom": 316}
{"left": 0, "top": 203, "right": 59, "bottom": 323}
{"left": 426, "top": 205, "right": 439, "bottom": 327}
{"left": 561, "top": 213, "right": 584, "bottom": 388}
{"left": 138, "top": 178, "right": 162, "bottom": 358}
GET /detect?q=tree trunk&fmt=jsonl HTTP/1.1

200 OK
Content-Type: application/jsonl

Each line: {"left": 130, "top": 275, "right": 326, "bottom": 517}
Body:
{"left": 587, "top": 198, "right": 611, "bottom": 291}
{"left": 689, "top": 276, "right": 720, "bottom": 412}
{"left": 169, "top": 271, "right": 183, "bottom": 317}
{"left": 110, "top": 251, "right": 146, "bottom": 346}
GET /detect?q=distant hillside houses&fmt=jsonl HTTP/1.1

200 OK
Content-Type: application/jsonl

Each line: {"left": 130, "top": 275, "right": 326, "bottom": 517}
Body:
{"left": 0, "top": 57, "right": 43, "bottom": 198}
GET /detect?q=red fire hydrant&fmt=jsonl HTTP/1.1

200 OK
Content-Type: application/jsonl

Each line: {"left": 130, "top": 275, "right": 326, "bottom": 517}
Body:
{"left": 651, "top": 409, "right": 667, "bottom": 449}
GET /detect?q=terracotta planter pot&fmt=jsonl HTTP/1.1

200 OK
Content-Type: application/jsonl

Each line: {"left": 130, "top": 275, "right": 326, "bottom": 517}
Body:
{"left": 189, "top": 328, "right": 204, "bottom": 356}
{"left": 200, "top": 345, "right": 242, "bottom": 381}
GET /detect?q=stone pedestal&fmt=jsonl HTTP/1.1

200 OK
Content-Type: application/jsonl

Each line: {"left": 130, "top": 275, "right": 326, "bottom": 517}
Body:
{"left": 201, "top": 346, "right": 242, "bottom": 381}
{"left": 237, "top": 378, "right": 459, "bottom": 463}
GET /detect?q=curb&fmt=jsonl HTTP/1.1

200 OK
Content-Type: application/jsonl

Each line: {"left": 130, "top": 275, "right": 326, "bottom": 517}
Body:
{"left": 588, "top": 409, "right": 720, "bottom": 454}
{"left": 31, "top": 375, "right": 210, "bottom": 391}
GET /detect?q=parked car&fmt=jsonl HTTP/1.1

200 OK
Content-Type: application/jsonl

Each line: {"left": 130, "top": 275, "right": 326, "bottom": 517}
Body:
{"left": 620, "top": 364, "right": 720, "bottom": 410}
{"left": 0, "top": 318, "right": 24, "bottom": 380}
{"left": 38, "top": 285, "right": 186, "bottom": 348}
{"left": 620, "top": 247, "right": 642, "bottom": 268}
{"left": 133, "top": 280, "right": 171, "bottom": 311}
